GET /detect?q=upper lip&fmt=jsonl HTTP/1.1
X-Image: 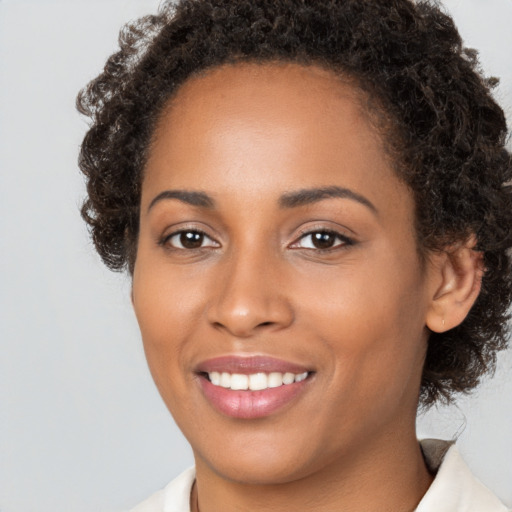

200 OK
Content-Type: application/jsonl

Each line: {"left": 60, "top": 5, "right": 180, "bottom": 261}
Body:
{"left": 195, "top": 355, "right": 312, "bottom": 375}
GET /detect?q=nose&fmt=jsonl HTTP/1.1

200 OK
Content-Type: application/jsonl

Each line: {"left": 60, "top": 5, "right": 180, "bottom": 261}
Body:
{"left": 206, "top": 250, "right": 294, "bottom": 338}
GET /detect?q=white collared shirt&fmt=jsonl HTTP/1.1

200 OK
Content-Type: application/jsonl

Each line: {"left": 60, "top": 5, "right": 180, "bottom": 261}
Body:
{"left": 130, "top": 439, "right": 510, "bottom": 512}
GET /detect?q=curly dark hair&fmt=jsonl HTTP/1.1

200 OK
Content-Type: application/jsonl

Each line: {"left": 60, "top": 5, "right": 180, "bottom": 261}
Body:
{"left": 77, "top": 0, "right": 512, "bottom": 407}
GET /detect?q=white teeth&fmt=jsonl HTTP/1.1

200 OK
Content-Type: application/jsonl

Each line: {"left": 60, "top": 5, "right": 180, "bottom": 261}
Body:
{"left": 207, "top": 370, "right": 309, "bottom": 390}
{"left": 230, "top": 374, "right": 249, "bottom": 390}
{"left": 220, "top": 372, "right": 231, "bottom": 388}
{"left": 268, "top": 372, "right": 283, "bottom": 388}
{"left": 249, "top": 373, "right": 268, "bottom": 391}
{"left": 282, "top": 372, "right": 295, "bottom": 385}
{"left": 295, "top": 372, "right": 308, "bottom": 382}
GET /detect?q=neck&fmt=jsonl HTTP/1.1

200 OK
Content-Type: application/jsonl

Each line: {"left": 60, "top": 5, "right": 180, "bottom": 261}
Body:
{"left": 192, "top": 429, "right": 433, "bottom": 512}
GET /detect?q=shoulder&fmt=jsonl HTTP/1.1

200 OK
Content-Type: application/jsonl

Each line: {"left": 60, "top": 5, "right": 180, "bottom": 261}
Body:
{"left": 417, "top": 439, "right": 510, "bottom": 512}
{"left": 129, "top": 467, "right": 196, "bottom": 512}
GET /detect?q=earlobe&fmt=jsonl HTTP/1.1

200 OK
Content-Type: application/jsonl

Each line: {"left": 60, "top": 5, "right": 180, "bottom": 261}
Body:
{"left": 425, "top": 236, "right": 484, "bottom": 333}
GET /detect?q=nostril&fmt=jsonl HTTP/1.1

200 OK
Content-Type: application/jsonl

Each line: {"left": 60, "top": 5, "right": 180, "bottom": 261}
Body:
{"left": 211, "top": 320, "right": 274, "bottom": 330}
{"left": 207, "top": 295, "right": 294, "bottom": 337}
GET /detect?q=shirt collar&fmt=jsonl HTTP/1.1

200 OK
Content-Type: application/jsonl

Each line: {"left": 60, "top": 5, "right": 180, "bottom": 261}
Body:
{"left": 416, "top": 439, "right": 508, "bottom": 512}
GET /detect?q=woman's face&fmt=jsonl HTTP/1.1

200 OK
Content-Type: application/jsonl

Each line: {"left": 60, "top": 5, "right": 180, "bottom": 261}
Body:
{"left": 132, "top": 63, "right": 437, "bottom": 484}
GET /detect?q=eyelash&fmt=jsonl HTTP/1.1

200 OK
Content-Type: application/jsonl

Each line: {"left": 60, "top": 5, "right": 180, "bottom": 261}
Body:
{"left": 290, "top": 228, "right": 354, "bottom": 252}
{"left": 160, "top": 228, "right": 218, "bottom": 250}
{"left": 160, "top": 228, "right": 354, "bottom": 253}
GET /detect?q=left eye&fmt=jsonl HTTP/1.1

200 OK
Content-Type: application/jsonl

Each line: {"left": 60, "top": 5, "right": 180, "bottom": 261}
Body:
{"left": 293, "top": 231, "right": 351, "bottom": 250}
{"left": 164, "top": 230, "right": 219, "bottom": 250}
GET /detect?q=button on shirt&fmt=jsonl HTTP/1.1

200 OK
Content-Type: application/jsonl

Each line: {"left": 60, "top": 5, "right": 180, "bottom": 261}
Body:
{"left": 129, "top": 439, "right": 510, "bottom": 512}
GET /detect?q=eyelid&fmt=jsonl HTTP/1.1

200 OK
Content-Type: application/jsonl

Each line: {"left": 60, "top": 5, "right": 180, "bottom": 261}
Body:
{"left": 289, "top": 225, "right": 355, "bottom": 250}
{"left": 159, "top": 225, "right": 221, "bottom": 249}
{"left": 157, "top": 222, "right": 355, "bottom": 251}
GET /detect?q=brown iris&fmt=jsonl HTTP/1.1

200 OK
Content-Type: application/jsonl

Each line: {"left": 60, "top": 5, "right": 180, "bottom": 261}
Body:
{"left": 180, "top": 231, "right": 204, "bottom": 249}
{"left": 311, "top": 231, "right": 337, "bottom": 249}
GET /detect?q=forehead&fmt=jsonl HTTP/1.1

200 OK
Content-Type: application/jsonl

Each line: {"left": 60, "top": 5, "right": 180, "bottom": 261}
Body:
{"left": 153, "top": 62, "right": 375, "bottom": 144}
{"left": 143, "top": 62, "right": 408, "bottom": 216}
{"left": 165, "top": 61, "right": 365, "bottom": 115}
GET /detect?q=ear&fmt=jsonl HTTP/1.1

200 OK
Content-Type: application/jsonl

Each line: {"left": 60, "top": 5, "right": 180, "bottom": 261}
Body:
{"left": 425, "top": 235, "right": 484, "bottom": 333}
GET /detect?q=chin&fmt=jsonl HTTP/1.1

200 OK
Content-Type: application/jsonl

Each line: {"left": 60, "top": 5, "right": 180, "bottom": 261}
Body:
{"left": 191, "top": 427, "right": 333, "bottom": 486}
{"left": 206, "top": 455, "right": 315, "bottom": 486}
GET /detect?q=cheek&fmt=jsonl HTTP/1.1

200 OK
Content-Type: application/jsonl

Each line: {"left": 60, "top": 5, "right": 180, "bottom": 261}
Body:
{"left": 133, "top": 244, "right": 207, "bottom": 337}
{"left": 297, "top": 249, "right": 428, "bottom": 391}
{"left": 131, "top": 256, "right": 207, "bottom": 397}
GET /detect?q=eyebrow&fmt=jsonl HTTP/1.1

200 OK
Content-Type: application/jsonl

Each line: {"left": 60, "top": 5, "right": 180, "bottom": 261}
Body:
{"left": 147, "top": 185, "right": 377, "bottom": 215}
{"left": 147, "top": 190, "right": 215, "bottom": 212}
{"left": 279, "top": 186, "right": 377, "bottom": 214}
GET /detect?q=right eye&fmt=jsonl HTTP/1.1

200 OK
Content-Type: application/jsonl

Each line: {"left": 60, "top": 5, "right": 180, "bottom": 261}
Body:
{"left": 163, "top": 230, "right": 219, "bottom": 250}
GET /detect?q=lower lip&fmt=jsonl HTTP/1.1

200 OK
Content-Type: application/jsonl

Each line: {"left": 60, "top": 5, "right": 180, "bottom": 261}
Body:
{"left": 198, "top": 376, "right": 309, "bottom": 419}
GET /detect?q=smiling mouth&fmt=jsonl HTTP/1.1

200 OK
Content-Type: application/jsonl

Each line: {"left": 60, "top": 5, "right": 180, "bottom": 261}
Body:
{"left": 203, "top": 371, "right": 310, "bottom": 391}
{"left": 198, "top": 370, "right": 313, "bottom": 419}
{"left": 195, "top": 355, "right": 314, "bottom": 418}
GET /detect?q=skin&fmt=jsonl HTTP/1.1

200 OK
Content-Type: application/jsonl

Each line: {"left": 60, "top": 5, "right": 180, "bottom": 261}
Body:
{"left": 132, "top": 62, "right": 481, "bottom": 511}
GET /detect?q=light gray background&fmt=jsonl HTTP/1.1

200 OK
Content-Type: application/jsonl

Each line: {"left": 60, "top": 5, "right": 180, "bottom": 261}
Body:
{"left": 1, "top": 1, "right": 511, "bottom": 510}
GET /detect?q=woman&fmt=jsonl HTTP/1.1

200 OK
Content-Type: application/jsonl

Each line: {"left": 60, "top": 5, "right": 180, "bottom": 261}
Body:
{"left": 77, "top": 0, "right": 512, "bottom": 510}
